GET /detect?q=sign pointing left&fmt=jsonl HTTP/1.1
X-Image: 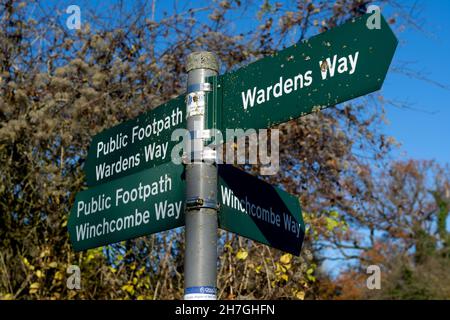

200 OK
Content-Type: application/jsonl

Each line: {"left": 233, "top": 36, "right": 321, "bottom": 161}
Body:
{"left": 69, "top": 162, "right": 185, "bottom": 251}
{"left": 84, "top": 95, "right": 186, "bottom": 187}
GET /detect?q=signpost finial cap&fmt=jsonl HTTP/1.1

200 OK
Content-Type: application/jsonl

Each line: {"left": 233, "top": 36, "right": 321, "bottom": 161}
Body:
{"left": 186, "top": 52, "right": 219, "bottom": 73}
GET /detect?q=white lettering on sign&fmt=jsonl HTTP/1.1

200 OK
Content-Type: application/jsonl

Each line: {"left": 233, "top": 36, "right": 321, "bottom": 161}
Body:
{"left": 74, "top": 174, "right": 180, "bottom": 242}
{"left": 154, "top": 200, "right": 183, "bottom": 221}
{"left": 131, "top": 107, "right": 183, "bottom": 143}
{"left": 76, "top": 193, "right": 111, "bottom": 218}
{"left": 95, "top": 153, "right": 141, "bottom": 181}
{"left": 96, "top": 132, "right": 128, "bottom": 159}
{"left": 144, "top": 141, "right": 168, "bottom": 162}
{"left": 95, "top": 106, "right": 183, "bottom": 159}
{"left": 240, "top": 51, "right": 360, "bottom": 110}
{"left": 241, "top": 71, "right": 313, "bottom": 110}
{"left": 319, "top": 51, "right": 359, "bottom": 80}
{"left": 220, "top": 185, "right": 303, "bottom": 238}
{"left": 115, "top": 174, "right": 172, "bottom": 206}
{"left": 75, "top": 209, "right": 151, "bottom": 241}
{"left": 92, "top": 107, "right": 184, "bottom": 183}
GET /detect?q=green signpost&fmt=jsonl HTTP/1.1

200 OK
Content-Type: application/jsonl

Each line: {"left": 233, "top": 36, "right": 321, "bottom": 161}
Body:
{"left": 84, "top": 95, "right": 186, "bottom": 187}
{"left": 68, "top": 162, "right": 185, "bottom": 251}
{"left": 218, "top": 165, "right": 305, "bottom": 255}
{"left": 67, "top": 12, "right": 398, "bottom": 300}
{"left": 214, "top": 14, "right": 398, "bottom": 133}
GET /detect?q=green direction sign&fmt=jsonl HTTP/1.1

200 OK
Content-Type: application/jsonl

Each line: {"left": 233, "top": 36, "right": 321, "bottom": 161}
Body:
{"left": 84, "top": 95, "right": 186, "bottom": 187}
{"left": 218, "top": 165, "right": 305, "bottom": 256}
{"left": 215, "top": 13, "right": 397, "bottom": 132}
{"left": 68, "top": 162, "right": 185, "bottom": 251}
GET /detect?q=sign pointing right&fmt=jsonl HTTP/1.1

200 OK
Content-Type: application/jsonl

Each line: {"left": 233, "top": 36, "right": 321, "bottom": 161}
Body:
{"left": 218, "top": 165, "right": 305, "bottom": 256}
{"left": 215, "top": 13, "right": 398, "bottom": 132}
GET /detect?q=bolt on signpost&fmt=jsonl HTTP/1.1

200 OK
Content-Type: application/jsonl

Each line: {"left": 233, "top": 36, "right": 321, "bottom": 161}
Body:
{"left": 67, "top": 12, "right": 397, "bottom": 301}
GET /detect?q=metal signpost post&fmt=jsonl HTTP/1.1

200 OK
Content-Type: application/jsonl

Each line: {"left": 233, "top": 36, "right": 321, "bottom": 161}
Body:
{"left": 183, "top": 52, "right": 220, "bottom": 300}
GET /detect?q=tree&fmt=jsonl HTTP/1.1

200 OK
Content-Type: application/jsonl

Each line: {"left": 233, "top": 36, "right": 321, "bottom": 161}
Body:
{"left": 328, "top": 160, "right": 450, "bottom": 299}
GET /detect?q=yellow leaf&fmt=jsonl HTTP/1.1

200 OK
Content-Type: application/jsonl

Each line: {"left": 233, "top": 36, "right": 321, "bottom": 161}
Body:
{"left": 296, "top": 291, "right": 305, "bottom": 300}
{"left": 23, "top": 258, "right": 35, "bottom": 271}
{"left": 280, "top": 253, "right": 292, "bottom": 264}
{"left": 1, "top": 293, "right": 14, "bottom": 300}
{"left": 307, "top": 274, "right": 316, "bottom": 282}
{"left": 40, "top": 248, "right": 51, "bottom": 257}
{"left": 136, "top": 267, "right": 145, "bottom": 276}
{"left": 122, "top": 284, "right": 134, "bottom": 295}
{"left": 224, "top": 243, "right": 233, "bottom": 252}
{"left": 29, "top": 282, "right": 40, "bottom": 294}
{"left": 137, "top": 295, "right": 145, "bottom": 300}
{"left": 54, "top": 271, "right": 63, "bottom": 281}
{"left": 236, "top": 249, "right": 248, "bottom": 260}
{"left": 326, "top": 217, "right": 339, "bottom": 231}
{"left": 48, "top": 262, "right": 58, "bottom": 268}
{"left": 36, "top": 270, "right": 44, "bottom": 278}
{"left": 281, "top": 274, "right": 288, "bottom": 282}
{"left": 275, "top": 262, "right": 285, "bottom": 273}
{"left": 30, "top": 282, "right": 40, "bottom": 289}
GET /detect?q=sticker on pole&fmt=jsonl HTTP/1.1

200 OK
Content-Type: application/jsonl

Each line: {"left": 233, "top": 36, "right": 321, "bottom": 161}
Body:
{"left": 184, "top": 286, "right": 216, "bottom": 300}
{"left": 186, "top": 91, "right": 205, "bottom": 116}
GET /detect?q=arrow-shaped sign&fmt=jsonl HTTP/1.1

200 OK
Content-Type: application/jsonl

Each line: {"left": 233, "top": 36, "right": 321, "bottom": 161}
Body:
{"left": 69, "top": 162, "right": 185, "bottom": 251}
{"left": 84, "top": 95, "right": 186, "bottom": 187}
{"left": 214, "top": 13, "right": 398, "bottom": 133}
{"left": 218, "top": 165, "right": 305, "bottom": 256}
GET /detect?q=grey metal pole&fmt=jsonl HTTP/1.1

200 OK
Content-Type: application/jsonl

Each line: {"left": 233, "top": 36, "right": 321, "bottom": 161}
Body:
{"left": 184, "top": 52, "right": 219, "bottom": 300}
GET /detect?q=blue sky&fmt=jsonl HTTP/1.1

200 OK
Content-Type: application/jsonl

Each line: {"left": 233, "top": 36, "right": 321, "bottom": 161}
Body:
{"left": 382, "top": 1, "right": 450, "bottom": 165}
